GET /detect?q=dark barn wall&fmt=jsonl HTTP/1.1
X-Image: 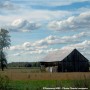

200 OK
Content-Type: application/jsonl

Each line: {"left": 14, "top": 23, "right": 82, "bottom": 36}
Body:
{"left": 58, "top": 49, "right": 89, "bottom": 72}
{"left": 41, "top": 49, "right": 89, "bottom": 72}
{"left": 40, "top": 62, "right": 58, "bottom": 67}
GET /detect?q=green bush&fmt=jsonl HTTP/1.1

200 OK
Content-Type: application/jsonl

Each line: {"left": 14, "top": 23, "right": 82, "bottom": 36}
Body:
{"left": 0, "top": 75, "right": 18, "bottom": 90}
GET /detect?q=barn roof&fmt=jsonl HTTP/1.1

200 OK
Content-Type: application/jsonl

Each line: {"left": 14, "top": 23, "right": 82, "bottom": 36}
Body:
{"left": 42, "top": 48, "right": 75, "bottom": 62}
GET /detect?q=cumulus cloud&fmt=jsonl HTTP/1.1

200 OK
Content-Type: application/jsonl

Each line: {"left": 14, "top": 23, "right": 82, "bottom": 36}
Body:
{"left": 9, "top": 42, "right": 47, "bottom": 51}
{"left": 35, "top": 39, "right": 90, "bottom": 60}
{"left": 43, "top": 40, "right": 90, "bottom": 62}
{"left": 8, "top": 40, "right": 90, "bottom": 62}
{"left": 0, "top": 0, "right": 19, "bottom": 10}
{"left": 9, "top": 31, "right": 90, "bottom": 52}
{"left": 7, "top": 37, "right": 90, "bottom": 62}
{"left": 22, "top": 48, "right": 58, "bottom": 55}
{"left": 48, "top": 12, "right": 90, "bottom": 31}
{"left": 32, "top": 32, "right": 90, "bottom": 46}
{"left": 61, "top": 40, "right": 90, "bottom": 50}
{"left": 8, "top": 19, "right": 41, "bottom": 32}
{"left": 7, "top": 31, "right": 90, "bottom": 62}
{"left": 61, "top": 40, "right": 90, "bottom": 59}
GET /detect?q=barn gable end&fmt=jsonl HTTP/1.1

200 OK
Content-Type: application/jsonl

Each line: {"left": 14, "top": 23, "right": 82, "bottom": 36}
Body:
{"left": 41, "top": 49, "right": 89, "bottom": 72}
{"left": 58, "top": 49, "right": 89, "bottom": 72}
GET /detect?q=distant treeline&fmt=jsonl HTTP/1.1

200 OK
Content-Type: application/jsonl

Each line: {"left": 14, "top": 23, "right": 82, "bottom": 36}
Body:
{"left": 8, "top": 62, "right": 41, "bottom": 67}
{"left": 7, "top": 62, "right": 90, "bottom": 68}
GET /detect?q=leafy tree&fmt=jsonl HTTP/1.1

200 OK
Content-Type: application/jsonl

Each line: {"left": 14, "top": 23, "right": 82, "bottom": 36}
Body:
{"left": 0, "top": 28, "right": 11, "bottom": 71}
{"left": 0, "top": 51, "right": 7, "bottom": 70}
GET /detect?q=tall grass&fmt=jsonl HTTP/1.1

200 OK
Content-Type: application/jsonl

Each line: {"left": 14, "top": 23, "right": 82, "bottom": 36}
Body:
{"left": 73, "top": 75, "right": 90, "bottom": 89}
{"left": 0, "top": 74, "right": 90, "bottom": 90}
{"left": 0, "top": 75, "right": 11, "bottom": 90}
{"left": 0, "top": 75, "right": 18, "bottom": 90}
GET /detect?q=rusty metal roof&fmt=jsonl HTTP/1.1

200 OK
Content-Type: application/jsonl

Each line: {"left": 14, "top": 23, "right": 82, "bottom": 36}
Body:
{"left": 42, "top": 48, "right": 75, "bottom": 62}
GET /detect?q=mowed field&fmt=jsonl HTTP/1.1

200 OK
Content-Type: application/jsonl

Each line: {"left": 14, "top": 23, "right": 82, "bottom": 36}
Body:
{"left": 0, "top": 68, "right": 90, "bottom": 80}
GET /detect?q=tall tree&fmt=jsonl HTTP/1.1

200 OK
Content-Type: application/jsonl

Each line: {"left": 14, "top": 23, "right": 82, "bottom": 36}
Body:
{"left": 0, "top": 28, "right": 11, "bottom": 71}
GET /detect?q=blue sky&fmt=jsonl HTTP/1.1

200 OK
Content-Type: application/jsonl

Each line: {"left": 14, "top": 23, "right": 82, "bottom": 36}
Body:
{"left": 30, "top": 1, "right": 90, "bottom": 11}
{"left": 0, "top": 0, "right": 90, "bottom": 62}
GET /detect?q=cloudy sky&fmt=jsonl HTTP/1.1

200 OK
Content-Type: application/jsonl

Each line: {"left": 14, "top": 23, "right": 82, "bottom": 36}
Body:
{"left": 0, "top": 0, "right": 90, "bottom": 62}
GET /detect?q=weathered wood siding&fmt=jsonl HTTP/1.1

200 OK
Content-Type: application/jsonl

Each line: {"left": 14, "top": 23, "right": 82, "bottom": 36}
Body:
{"left": 41, "top": 49, "right": 89, "bottom": 72}
{"left": 57, "top": 49, "right": 89, "bottom": 72}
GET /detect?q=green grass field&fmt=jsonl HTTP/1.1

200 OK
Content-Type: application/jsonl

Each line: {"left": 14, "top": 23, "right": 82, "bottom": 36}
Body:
{"left": 0, "top": 68, "right": 90, "bottom": 90}
{"left": 7, "top": 79, "right": 90, "bottom": 90}
{"left": 0, "top": 76, "right": 90, "bottom": 90}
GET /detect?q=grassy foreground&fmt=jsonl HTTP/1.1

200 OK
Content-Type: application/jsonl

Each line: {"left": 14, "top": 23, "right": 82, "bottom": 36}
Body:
{"left": 0, "top": 69, "right": 90, "bottom": 80}
{"left": 0, "top": 75, "right": 90, "bottom": 90}
{"left": 0, "top": 69, "right": 90, "bottom": 90}
{"left": 10, "top": 80, "right": 90, "bottom": 90}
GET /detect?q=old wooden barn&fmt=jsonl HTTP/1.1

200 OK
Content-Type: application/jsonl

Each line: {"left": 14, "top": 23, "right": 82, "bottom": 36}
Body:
{"left": 40, "top": 49, "right": 89, "bottom": 72}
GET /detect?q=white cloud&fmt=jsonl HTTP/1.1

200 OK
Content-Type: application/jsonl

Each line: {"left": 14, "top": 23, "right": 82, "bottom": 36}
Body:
{"left": 9, "top": 42, "right": 47, "bottom": 51}
{"left": 6, "top": 31, "right": 90, "bottom": 62}
{"left": 13, "top": 53, "right": 21, "bottom": 56}
{"left": 24, "top": 0, "right": 88, "bottom": 6}
{"left": 0, "top": 9, "right": 72, "bottom": 27}
{"left": 14, "top": 10, "right": 71, "bottom": 22}
{"left": 8, "top": 19, "right": 41, "bottom": 32}
{"left": 9, "top": 32, "right": 90, "bottom": 51}
{"left": 24, "top": 40, "right": 90, "bottom": 61}
{"left": 48, "top": 12, "right": 90, "bottom": 31}
{"left": 0, "top": 1, "right": 18, "bottom": 10}
{"left": 77, "top": 7, "right": 90, "bottom": 13}
{"left": 61, "top": 40, "right": 90, "bottom": 50}
{"left": 32, "top": 32, "right": 90, "bottom": 46}
{"left": 0, "top": 0, "right": 89, "bottom": 28}
{"left": 61, "top": 32, "right": 90, "bottom": 41}
{"left": 10, "top": 48, "right": 59, "bottom": 56}
{"left": 7, "top": 40, "right": 90, "bottom": 62}
{"left": 45, "top": 0, "right": 85, "bottom": 6}
{"left": 43, "top": 40, "right": 90, "bottom": 62}
{"left": 61, "top": 40, "right": 90, "bottom": 60}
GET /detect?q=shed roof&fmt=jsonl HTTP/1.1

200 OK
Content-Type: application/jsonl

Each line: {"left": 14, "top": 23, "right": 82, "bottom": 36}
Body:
{"left": 42, "top": 48, "right": 75, "bottom": 62}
